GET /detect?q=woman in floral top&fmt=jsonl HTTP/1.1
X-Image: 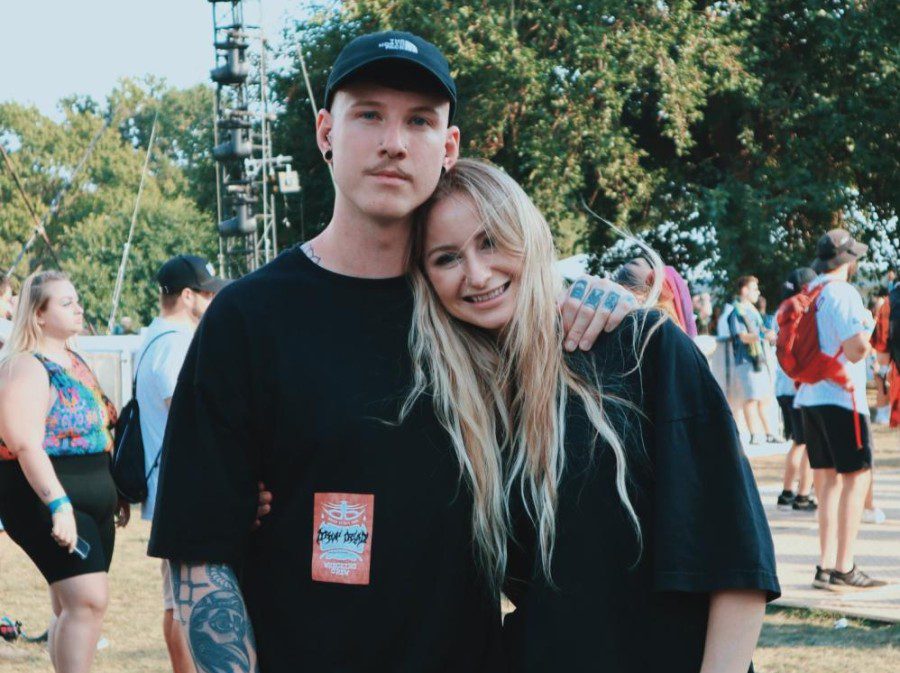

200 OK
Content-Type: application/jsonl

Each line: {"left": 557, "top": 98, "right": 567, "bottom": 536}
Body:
{"left": 0, "top": 270, "right": 127, "bottom": 672}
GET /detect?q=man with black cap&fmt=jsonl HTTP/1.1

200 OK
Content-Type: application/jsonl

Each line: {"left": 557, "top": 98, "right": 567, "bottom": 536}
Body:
{"left": 795, "top": 229, "right": 886, "bottom": 591}
{"left": 137, "top": 254, "right": 228, "bottom": 673}
{"left": 149, "top": 31, "right": 632, "bottom": 673}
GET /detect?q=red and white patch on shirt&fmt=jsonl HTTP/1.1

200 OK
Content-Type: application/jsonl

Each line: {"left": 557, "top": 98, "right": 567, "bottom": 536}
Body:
{"left": 311, "top": 492, "right": 374, "bottom": 585}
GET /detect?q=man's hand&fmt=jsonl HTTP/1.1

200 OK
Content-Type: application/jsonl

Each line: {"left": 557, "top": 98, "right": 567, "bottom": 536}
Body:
{"left": 115, "top": 499, "right": 131, "bottom": 528}
{"left": 252, "top": 482, "right": 273, "bottom": 531}
{"left": 559, "top": 276, "right": 637, "bottom": 352}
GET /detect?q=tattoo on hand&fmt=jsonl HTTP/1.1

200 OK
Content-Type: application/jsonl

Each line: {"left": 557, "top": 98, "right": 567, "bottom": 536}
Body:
{"left": 585, "top": 288, "right": 605, "bottom": 310}
{"left": 301, "top": 242, "right": 321, "bottom": 266}
{"left": 570, "top": 279, "right": 588, "bottom": 300}
{"left": 603, "top": 291, "right": 620, "bottom": 311}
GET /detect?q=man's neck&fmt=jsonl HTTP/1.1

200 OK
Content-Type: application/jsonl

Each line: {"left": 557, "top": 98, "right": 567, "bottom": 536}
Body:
{"left": 303, "top": 201, "right": 413, "bottom": 279}
{"left": 159, "top": 309, "right": 196, "bottom": 329}
{"left": 823, "top": 265, "right": 850, "bottom": 282}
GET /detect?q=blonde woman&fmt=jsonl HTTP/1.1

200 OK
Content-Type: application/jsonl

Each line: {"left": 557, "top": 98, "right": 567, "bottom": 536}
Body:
{"left": 405, "top": 159, "right": 780, "bottom": 673}
{"left": 0, "top": 271, "right": 126, "bottom": 673}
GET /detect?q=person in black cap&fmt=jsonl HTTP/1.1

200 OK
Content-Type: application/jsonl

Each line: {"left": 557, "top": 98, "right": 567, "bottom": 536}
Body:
{"left": 149, "top": 31, "right": 634, "bottom": 673}
{"left": 795, "top": 229, "right": 886, "bottom": 590}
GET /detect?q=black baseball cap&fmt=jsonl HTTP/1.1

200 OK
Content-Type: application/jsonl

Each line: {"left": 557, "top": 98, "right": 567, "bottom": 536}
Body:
{"left": 157, "top": 255, "right": 229, "bottom": 295}
{"left": 324, "top": 31, "right": 457, "bottom": 121}
{"left": 812, "top": 228, "right": 868, "bottom": 273}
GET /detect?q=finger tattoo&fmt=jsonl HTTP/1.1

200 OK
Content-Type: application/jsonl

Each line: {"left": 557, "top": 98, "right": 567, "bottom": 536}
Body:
{"left": 603, "top": 291, "right": 621, "bottom": 311}
{"left": 585, "top": 288, "right": 605, "bottom": 309}
{"left": 570, "top": 279, "right": 588, "bottom": 300}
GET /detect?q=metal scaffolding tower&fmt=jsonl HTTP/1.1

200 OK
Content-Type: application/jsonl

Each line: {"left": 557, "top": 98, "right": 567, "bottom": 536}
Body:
{"left": 207, "top": 0, "right": 298, "bottom": 279}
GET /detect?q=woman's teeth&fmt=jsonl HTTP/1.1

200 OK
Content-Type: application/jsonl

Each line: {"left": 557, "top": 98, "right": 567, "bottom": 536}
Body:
{"left": 466, "top": 283, "right": 508, "bottom": 303}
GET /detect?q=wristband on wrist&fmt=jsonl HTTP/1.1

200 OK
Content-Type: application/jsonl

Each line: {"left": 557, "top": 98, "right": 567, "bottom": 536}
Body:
{"left": 48, "top": 496, "right": 72, "bottom": 514}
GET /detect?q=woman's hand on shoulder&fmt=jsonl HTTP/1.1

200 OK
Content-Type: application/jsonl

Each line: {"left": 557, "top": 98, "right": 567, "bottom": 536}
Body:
{"left": 558, "top": 276, "right": 637, "bottom": 352}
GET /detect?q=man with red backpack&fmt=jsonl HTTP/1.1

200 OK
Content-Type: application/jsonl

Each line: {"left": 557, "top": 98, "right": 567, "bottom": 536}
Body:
{"left": 781, "top": 229, "right": 885, "bottom": 591}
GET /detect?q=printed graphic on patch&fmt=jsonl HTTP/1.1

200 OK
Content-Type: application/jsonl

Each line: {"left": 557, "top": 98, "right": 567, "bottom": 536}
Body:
{"left": 312, "top": 493, "right": 374, "bottom": 585}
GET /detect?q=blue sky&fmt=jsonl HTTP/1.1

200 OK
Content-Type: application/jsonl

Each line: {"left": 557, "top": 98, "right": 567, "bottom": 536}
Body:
{"left": 1, "top": 1, "right": 300, "bottom": 118}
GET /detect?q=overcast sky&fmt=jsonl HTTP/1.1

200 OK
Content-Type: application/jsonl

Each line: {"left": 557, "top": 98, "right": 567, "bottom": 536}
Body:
{"left": 1, "top": 1, "right": 299, "bottom": 118}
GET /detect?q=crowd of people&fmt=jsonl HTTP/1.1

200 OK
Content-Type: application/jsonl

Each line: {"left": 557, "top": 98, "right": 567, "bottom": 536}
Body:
{"left": 0, "top": 30, "right": 894, "bottom": 673}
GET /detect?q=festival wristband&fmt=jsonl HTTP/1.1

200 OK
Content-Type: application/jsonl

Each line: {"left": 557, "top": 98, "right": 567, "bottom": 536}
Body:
{"left": 47, "top": 496, "right": 72, "bottom": 514}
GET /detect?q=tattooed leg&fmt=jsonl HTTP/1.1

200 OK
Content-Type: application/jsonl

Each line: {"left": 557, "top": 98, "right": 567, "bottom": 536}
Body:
{"left": 169, "top": 561, "right": 259, "bottom": 673}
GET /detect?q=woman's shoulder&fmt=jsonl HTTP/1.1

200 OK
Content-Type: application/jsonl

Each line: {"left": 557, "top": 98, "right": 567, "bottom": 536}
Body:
{"left": 0, "top": 352, "right": 50, "bottom": 388}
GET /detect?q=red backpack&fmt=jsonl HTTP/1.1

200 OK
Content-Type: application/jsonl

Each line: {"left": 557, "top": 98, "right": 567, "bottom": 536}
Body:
{"left": 776, "top": 281, "right": 862, "bottom": 448}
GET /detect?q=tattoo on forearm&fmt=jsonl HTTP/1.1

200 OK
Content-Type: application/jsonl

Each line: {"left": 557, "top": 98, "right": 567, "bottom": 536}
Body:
{"left": 603, "top": 291, "right": 621, "bottom": 311}
{"left": 171, "top": 562, "right": 259, "bottom": 673}
{"left": 570, "top": 279, "right": 588, "bottom": 300}
{"left": 585, "top": 288, "right": 605, "bottom": 310}
{"left": 301, "top": 242, "right": 321, "bottom": 266}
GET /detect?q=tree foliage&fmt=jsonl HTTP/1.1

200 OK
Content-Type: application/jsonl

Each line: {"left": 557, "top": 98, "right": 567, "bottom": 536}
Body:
{"left": 272, "top": 0, "right": 898, "bottom": 296}
{"left": 0, "top": 79, "right": 217, "bottom": 330}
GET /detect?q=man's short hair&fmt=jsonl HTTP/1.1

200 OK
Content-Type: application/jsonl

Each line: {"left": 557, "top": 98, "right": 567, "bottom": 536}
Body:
{"left": 736, "top": 275, "right": 758, "bottom": 293}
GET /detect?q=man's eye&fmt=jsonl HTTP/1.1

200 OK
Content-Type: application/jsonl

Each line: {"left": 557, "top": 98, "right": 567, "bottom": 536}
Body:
{"left": 410, "top": 116, "right": 430, "bottom": 127}
{"left": 481, "top": 237, "right": 496, "bottom": 250}
{"left": 360, "top": 111, "right": 379, "bottom": 120}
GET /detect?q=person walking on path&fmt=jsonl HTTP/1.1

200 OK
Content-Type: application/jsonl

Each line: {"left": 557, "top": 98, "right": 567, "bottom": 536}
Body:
{"left": 0, "top": 270, "right": 128, "bottom": 673}
{"left": 136, "top": 255, "right": 228, "bottom": 673}
{"left": 728, "top": 275, "right": 779, "bottom": 443}
{"left": 795, "top": 229, "right": 886, "bottom": 591}
{"left": 148, "top": 32, "right": 634, "bottom": 673}
{"left": 774, "top": 268, "right": 818, "bottom": 513}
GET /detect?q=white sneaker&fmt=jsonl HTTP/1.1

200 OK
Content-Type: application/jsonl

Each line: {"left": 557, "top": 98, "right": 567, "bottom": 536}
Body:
{"left": 874, "top": 407, "right": 890, "bottom": 425}
{"left": 862, "top": 508, "right": 886, "bottom": 524}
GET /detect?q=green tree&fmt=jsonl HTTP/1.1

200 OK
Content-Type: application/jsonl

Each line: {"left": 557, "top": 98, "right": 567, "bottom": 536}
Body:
{"left": 0, "top": 83, "right": 218, "bottom": 330}
{"left": 272, "top": 0, "right": 898, "bottom": 296}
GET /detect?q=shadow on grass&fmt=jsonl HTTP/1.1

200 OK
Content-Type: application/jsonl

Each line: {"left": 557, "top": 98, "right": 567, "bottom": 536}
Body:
{"left": 761, "top": 606, "right": 900, "bottom": 650}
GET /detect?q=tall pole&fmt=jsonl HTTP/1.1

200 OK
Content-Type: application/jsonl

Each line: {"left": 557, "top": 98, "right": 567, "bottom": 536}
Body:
{"left": 107, "top": 112, "right": 159, "bottom": 333}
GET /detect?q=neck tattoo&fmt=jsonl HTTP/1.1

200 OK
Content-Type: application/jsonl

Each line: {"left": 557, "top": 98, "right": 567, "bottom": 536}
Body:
{"left": 301, "top": 242, "right": 322, "bottom": 266}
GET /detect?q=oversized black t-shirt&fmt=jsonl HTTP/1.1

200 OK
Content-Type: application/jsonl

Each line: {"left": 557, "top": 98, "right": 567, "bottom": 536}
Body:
{"left": 148, "top": 248, "right": 503, "bottom": 672}
{"left": 503, "top": 313, "right": 780, "bottom": 673}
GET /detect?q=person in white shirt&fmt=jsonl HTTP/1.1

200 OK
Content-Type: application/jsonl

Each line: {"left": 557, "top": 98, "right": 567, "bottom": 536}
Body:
{"left": 136, "top": 255, "right": 227, "bottom": 673}
{"left": 795, "top": 229, "right": 885, "bottom": 591}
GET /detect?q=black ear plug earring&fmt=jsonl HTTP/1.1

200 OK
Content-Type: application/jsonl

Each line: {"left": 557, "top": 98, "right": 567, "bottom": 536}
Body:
{"left": 324, "top": 149, "right": 333, "bottom": 161}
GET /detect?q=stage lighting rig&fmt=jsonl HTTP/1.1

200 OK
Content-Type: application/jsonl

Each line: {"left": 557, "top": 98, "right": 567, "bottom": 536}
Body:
{"left": 207, "top": 0, "right": 281, "bottom": 278}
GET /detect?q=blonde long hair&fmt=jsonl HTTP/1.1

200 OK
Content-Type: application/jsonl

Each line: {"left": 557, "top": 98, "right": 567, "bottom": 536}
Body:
{"left": 403, "top": 159, "right": 664, "bottom": 587}
{"left": 0, "top": 270, "right": 71, "bottom": 368}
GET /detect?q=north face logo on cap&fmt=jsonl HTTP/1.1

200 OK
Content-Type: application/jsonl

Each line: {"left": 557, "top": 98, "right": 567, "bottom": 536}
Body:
{"left": 378, "top": 38, "right": 418, "bottom": 54}
{"left": 206, "top": 263, "right": 217, "bottom": 276}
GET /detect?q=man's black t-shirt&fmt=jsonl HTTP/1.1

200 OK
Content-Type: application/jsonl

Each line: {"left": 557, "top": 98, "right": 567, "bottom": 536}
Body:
{"left": 149, "top": 248, "right": 503, "bottom": 672}
{"left": 503, "top": 314, "right": 780, "bottom": 673}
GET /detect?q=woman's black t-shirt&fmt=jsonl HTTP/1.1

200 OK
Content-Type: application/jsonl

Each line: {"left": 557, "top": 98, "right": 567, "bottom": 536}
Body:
{"left": 503, "top": 313, "right": 780, "bottom": 673}
{"left": 149, "top": 248, "right": 503, "bottom": 672}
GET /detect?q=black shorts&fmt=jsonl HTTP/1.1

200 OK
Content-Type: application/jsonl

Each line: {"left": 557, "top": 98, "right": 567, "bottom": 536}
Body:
{"left": 0, "top": 452, "right": 117, "bottom": 584}
{"left": 801, "top": 405, "right": 873, "bottom": 474}
{"left": 776, "top": 395, "right": 805, "bottom": 444}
